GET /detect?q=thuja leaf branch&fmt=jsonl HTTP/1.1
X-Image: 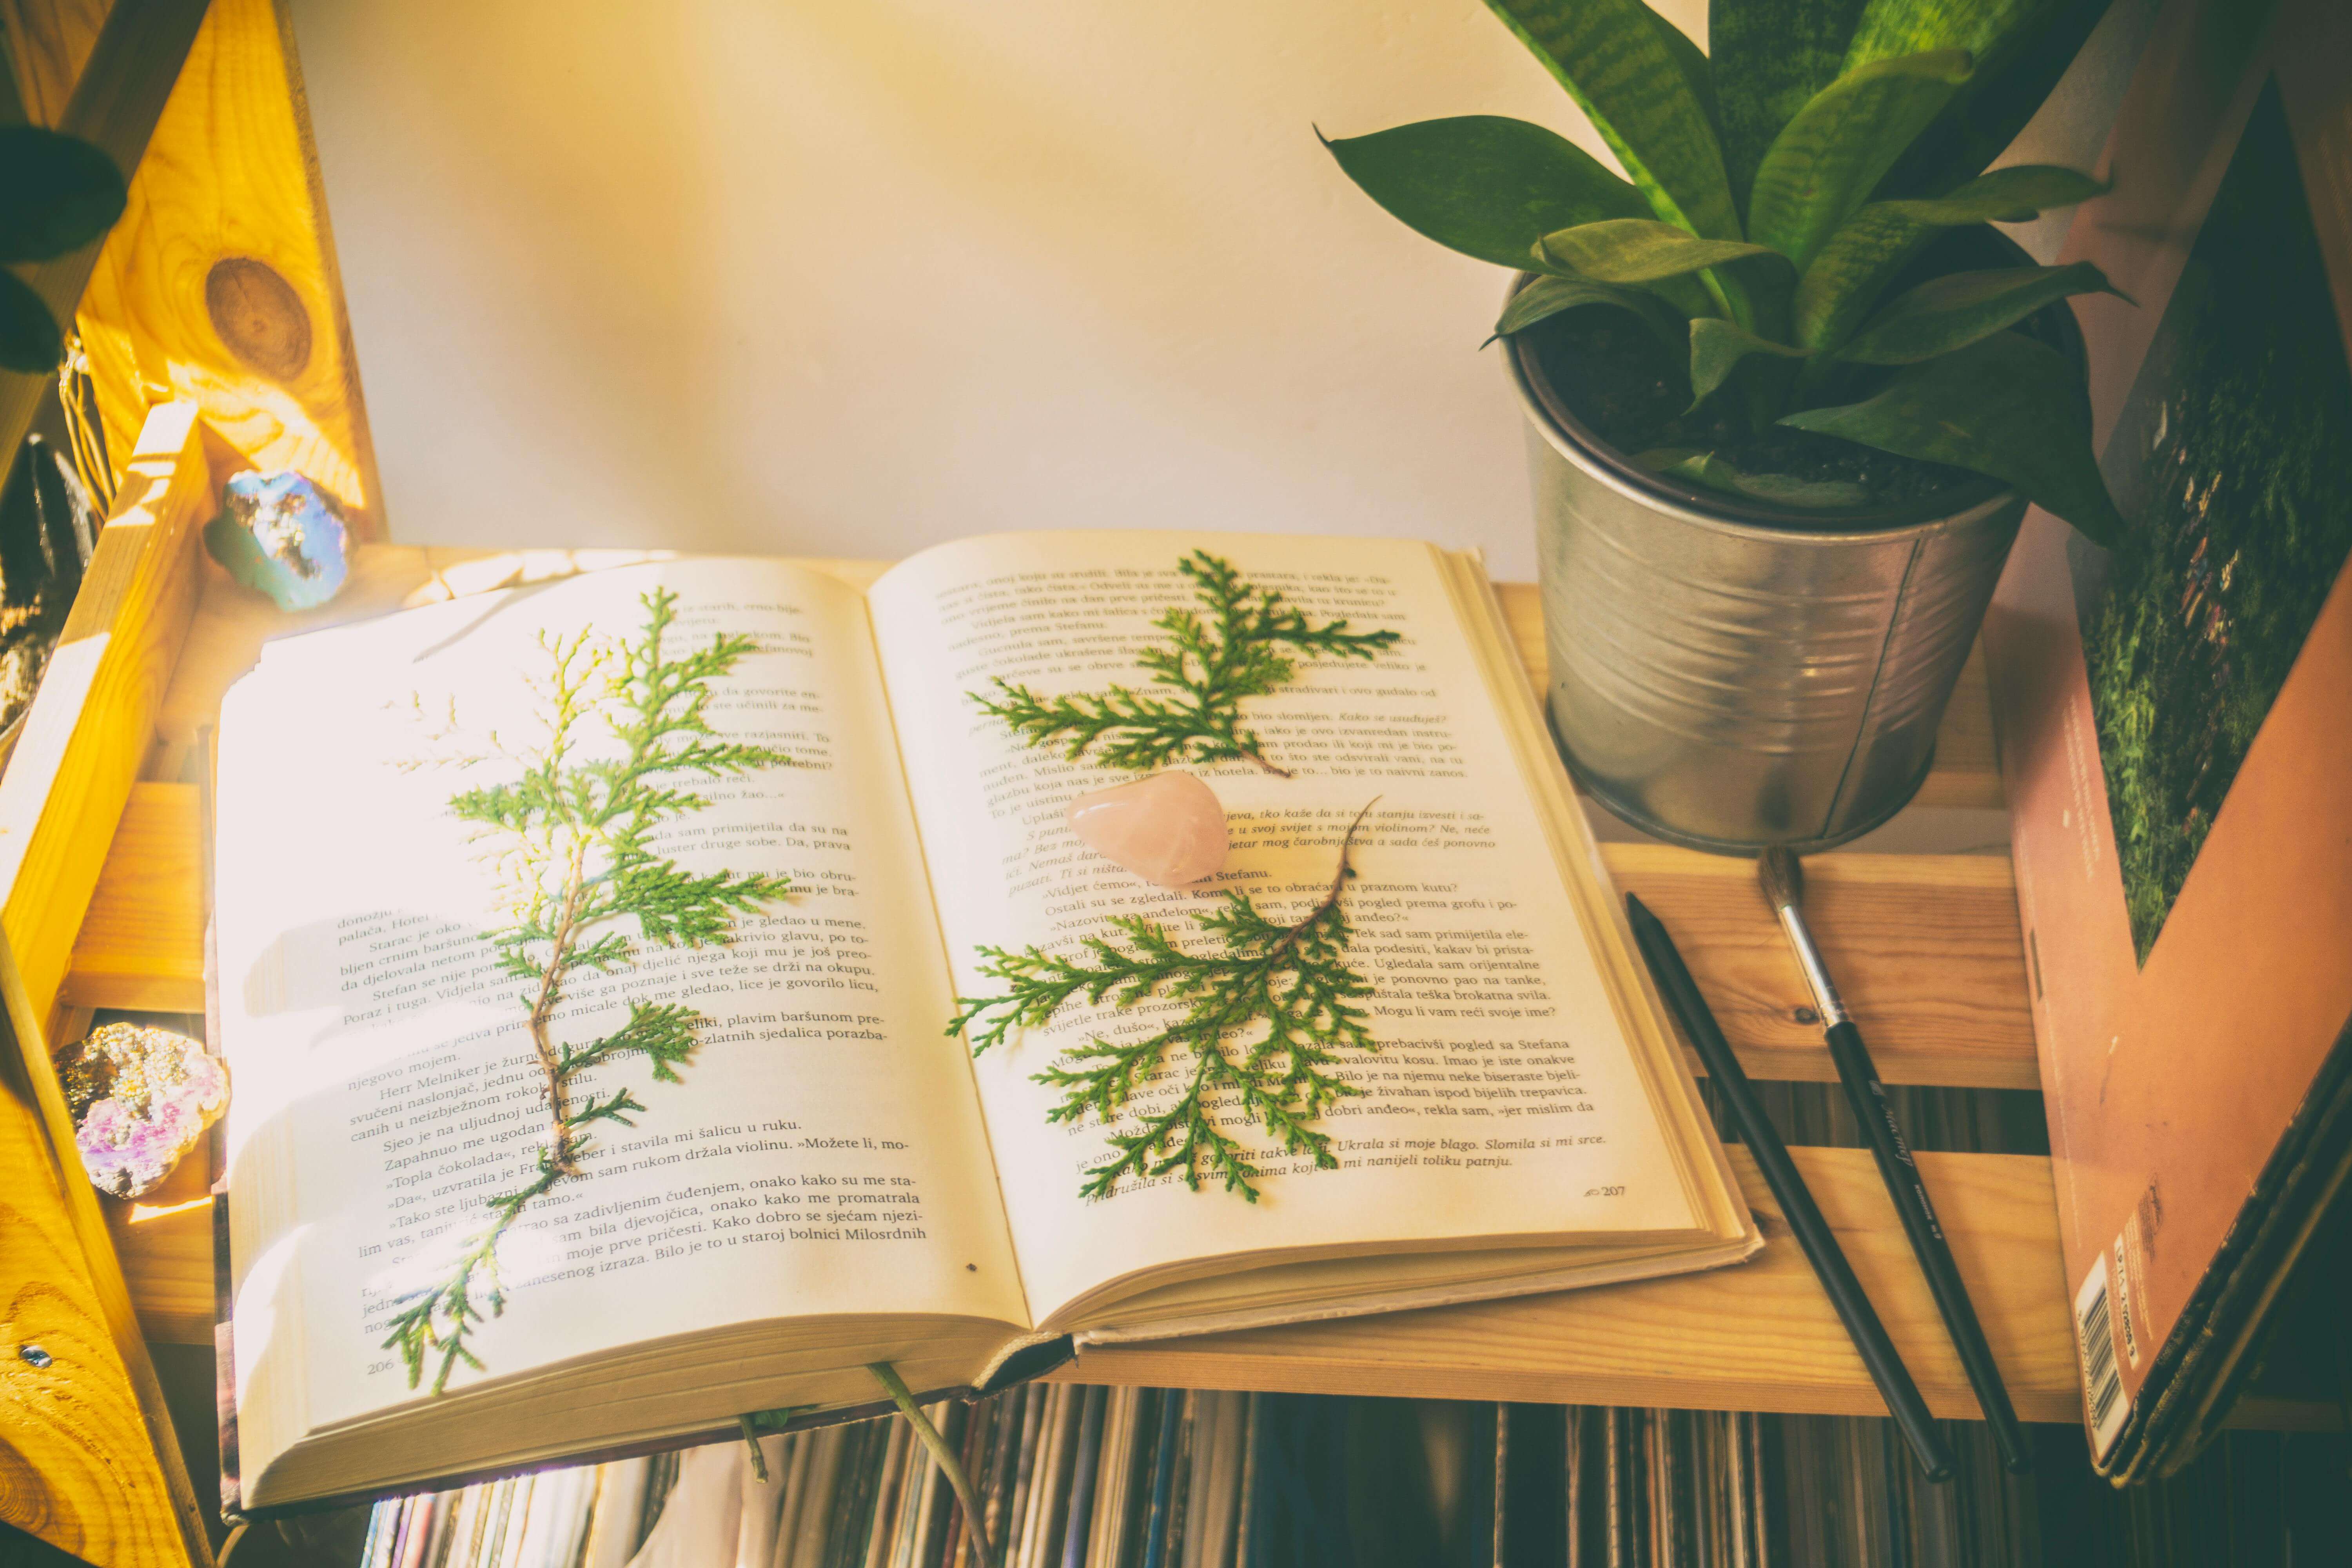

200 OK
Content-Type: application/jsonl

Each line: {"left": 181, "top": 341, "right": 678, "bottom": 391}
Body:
{"left": 947, "top": 802, "right": 1380, "bottom": 1202}
{"left": 384, "top": 588, "right": 793, "bottom": 1392}
{"left": 971, "top": 551, "right": 1398, "bottom": 777}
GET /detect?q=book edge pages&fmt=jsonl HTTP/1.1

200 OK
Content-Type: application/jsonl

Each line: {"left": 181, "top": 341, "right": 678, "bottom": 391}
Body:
{"left": 1431, "top": 546, "right": 1755, "bottom": 1251}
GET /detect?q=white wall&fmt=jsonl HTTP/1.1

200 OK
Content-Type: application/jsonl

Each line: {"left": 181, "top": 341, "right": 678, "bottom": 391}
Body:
{"left": 290, "top": 0, "right": 2150, "bottom": 583}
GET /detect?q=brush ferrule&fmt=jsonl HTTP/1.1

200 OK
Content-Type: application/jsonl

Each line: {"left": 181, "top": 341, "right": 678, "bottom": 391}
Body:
{"left": 1775, "top": 905, "right": 1849, "bottom": 1025}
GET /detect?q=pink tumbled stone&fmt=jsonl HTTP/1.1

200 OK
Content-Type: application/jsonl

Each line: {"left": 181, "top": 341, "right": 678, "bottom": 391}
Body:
{"left": 1067, "top": 771, "right": 1229, "bottom": 888}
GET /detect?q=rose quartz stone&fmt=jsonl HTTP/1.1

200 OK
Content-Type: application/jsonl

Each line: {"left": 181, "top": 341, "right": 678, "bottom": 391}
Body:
{"left": 1067, "top": 771, "right": 1229, "bottom": 888}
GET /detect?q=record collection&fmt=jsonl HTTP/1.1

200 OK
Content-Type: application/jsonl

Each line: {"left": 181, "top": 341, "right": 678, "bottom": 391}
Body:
{"left": 340, "top": 1087, "right": 2345, "bottom": 1568}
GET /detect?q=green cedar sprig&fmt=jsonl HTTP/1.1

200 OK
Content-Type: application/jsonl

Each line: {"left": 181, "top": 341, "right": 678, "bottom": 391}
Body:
{"left": 971, "top": 551, "right": 1399, "bottom": 777}
{"left": 383, "top": 588, "right": 793, "bottom": 1393}
{"left": 948, "top": 804, "right": 1379, "bottom": 1202}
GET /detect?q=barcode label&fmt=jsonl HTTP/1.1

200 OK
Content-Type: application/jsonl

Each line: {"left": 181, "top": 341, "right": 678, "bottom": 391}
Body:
{"left": 2074, "top": 1257, "right": 2129, "bottom": 1459}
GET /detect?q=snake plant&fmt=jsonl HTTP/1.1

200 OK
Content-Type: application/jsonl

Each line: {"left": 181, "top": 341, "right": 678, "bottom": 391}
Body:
{"left": 1327, "top": 0, "right": 2126, "bottom": 542}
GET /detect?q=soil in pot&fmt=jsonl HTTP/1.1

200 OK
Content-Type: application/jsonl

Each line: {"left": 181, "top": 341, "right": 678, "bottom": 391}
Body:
{"left": 1522, "top": 310, "right": 1984, "bottom": 512}
{"left": 1519, "top": 228, "right": 2078, "bottom": 524}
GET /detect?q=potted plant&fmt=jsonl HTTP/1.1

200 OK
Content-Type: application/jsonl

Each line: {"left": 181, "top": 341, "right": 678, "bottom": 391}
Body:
{"left": 1327, "top": 0, "right": 2122, "bottom": 851}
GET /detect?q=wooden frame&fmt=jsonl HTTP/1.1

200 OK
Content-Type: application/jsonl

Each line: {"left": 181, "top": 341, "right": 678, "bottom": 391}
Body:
{"left": 0, "top": 403, "right": 220, "bottom": 1568}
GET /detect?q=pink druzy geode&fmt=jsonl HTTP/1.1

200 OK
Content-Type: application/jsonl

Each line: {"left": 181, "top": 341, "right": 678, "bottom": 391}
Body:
{"left": 59, "top": 1021, "right": 229, "bottom": 1199}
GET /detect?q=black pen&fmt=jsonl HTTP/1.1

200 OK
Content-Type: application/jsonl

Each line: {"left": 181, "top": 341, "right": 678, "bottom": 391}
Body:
{"left": 1757, "top": 849, "right": 2033, "bottom": 1474}
{"left": 1625, "top": 892, "right": 1956, "bottom": 1483}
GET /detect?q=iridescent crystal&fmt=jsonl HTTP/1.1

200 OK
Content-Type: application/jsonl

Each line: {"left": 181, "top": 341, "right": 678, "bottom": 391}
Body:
{"left": 203, "top": 469, "right": 352, "bottom": 610}
{"left": 58, "top": 1022, "right": 229, "bottom": 1199}
{"left": 1067, "top": 770, "right": 1228, "bottom": 888}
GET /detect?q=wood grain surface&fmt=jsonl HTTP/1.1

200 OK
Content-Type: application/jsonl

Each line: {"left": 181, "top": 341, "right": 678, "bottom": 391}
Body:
{"left": 0, "top": 403, "right": 211, "bottom": 1027}
{"left": 0, "top": 407, "right": 216, "bottom": 1561}
{"left": 0, "top": 0, "right": 108, "bottom": 122}
{"left": 0, "top": 1027, "right": 194, "bottom": 1566}
{"left": 100, "top": 1093, "right": 214, "bottom": 1347}
{"left": 1054, "top": 1147, "right": 2079, "bottom": 1421}
{"left": 1604, "top": 844, "right": 2038, "bottom": 1090}
{"left": 65, "top": 780, "right": 205, "bottom": 1014}
{"left": 74, "top": 0, "right": 385, "bottom": 537}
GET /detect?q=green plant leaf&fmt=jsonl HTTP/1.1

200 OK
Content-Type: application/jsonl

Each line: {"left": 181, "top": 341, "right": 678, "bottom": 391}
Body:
{"left": 0, "top": 126, "right": 127, "bottom": 264}
{"left": 0, "top": 271, "right": 65, "bottom": 374}
{"left": 1856, "top": 0, "right": 2110, "bottom": 198}
{"left": 1643, "top": 273, "right": 1719, "bottom": 320}
{"left": 1837, "top": 261, "right": 2123, "bottom": 363}
{"left": 1495, "top": 274, "right": 1687, "bottom": 351}
{"left": 1779, "top": 330, "right": 2123, "bottom": 543}
{"left": 1708, "top": 0, "right": 1871, "bottom": 216}
{"left": 1648, "top": 10, "right": 1722, "bottom": 140}
{"left": 1322, "top": 117, "right": 1647, "bottom": 270}
{"left": 1687, "top": 317, "right": 1808, "bottom": 407}
{"left": 973, "top": 550, "right": 1397, "bottom": 777}
{"left": 1841, "top": 0, "right": 2042, "bottom": 69}
{"left": 1535, "top": 218, "right": 1784, "bottom": 284}
{"left": 1746, "top": 50, "right": 1974, "bottom": 273}
{"left": 1483, "top": 0, "right": 1741, "bottom": 240}
{"left": 1880, "top": 163, "right": 2109, "bottom": 223}
{"left": 1790, "top": 164, "right": 2105, "bottom": 350}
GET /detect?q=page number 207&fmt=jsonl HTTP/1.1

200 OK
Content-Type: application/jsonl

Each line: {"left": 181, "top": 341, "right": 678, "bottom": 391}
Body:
{"left": 1584, "top": 1185, "right": 1625, "bottom": 1198}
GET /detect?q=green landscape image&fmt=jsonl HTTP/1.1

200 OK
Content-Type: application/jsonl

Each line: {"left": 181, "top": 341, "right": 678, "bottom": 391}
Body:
{"left": 2080, "top": 80, "right": 2352, "bottom": 963}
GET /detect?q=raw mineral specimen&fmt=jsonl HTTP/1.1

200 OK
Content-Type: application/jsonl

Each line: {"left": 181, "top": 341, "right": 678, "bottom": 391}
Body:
{"left": 1068, "top": 769, "right": 1229, "bottom": 887}
{"left": 58, "top": 1022, "right": 229, "bottom": 1199}
{"left": 203, "top": 469, "right": 352, "bottom": 610}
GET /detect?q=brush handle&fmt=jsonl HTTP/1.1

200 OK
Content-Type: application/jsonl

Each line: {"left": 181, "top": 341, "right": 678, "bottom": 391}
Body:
{"left": 1822, "top": 1020, "right": 2033, "bottom": 1474}
{"left": 1625, "top": 896, "right": 1955, "bottom": 1484}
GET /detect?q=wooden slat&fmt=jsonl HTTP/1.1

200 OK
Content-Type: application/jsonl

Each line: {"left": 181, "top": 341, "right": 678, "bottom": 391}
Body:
{"left": 1605, "top": 844, "right": 2039, "bottom": 1091}
{"left": 1491, "top": 582, "right": 2004, "bottom": 812}
{"left": 1909, "top": 640, "right": 2004, "bottom": 810}
{"left": 0, "top": 404, "right": 215, "bottom": 1567}
{"left": 67, "top": 791, "right": 2041, "bottom": 1090}
{"left": 75, "top": 0, "right": 387, "bottom": 536}
{"left": 0, "top": 1001, "right": 198, "bottom": 1567}
{"left": 0, "top": 401, "right": 212, "bottom": 1025}
{"left": 0, "top": 0, "right": 109, "bottom": 122}
{"left": 65, "top": 780, "right": 204, "bottom": 1013}
{"left": 1053, "top": 1147, "right": 2076, "bottom": 1421}
{"left": 101, "top": 1118, "right": 213, "bottom": 1347}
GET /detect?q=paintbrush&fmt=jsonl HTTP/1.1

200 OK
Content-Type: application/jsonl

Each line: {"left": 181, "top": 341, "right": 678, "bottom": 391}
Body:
{"left": 1624, "top": 893, "right": 1954, "bottom": 1483}
{"left": 1757, "top": 847, "right": 2033, "bottom": 1474}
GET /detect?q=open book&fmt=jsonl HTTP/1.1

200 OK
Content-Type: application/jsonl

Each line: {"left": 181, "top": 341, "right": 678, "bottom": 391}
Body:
{"left": 214, "top": 532, "right": 1758, "bottom": 1511}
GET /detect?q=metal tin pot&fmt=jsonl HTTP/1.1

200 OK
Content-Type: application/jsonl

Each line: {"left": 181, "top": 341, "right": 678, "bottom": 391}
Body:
{"left": 1506, "top": 274, "right": 2080, "bottom": 854}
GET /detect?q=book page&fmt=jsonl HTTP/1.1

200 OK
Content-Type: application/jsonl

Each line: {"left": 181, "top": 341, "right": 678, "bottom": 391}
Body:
{"left": 218, "top": 558, "right": 1025, "bottom": 1449}
{"left": 867, "top": 533, "right": 1702, "bottom": 1327}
